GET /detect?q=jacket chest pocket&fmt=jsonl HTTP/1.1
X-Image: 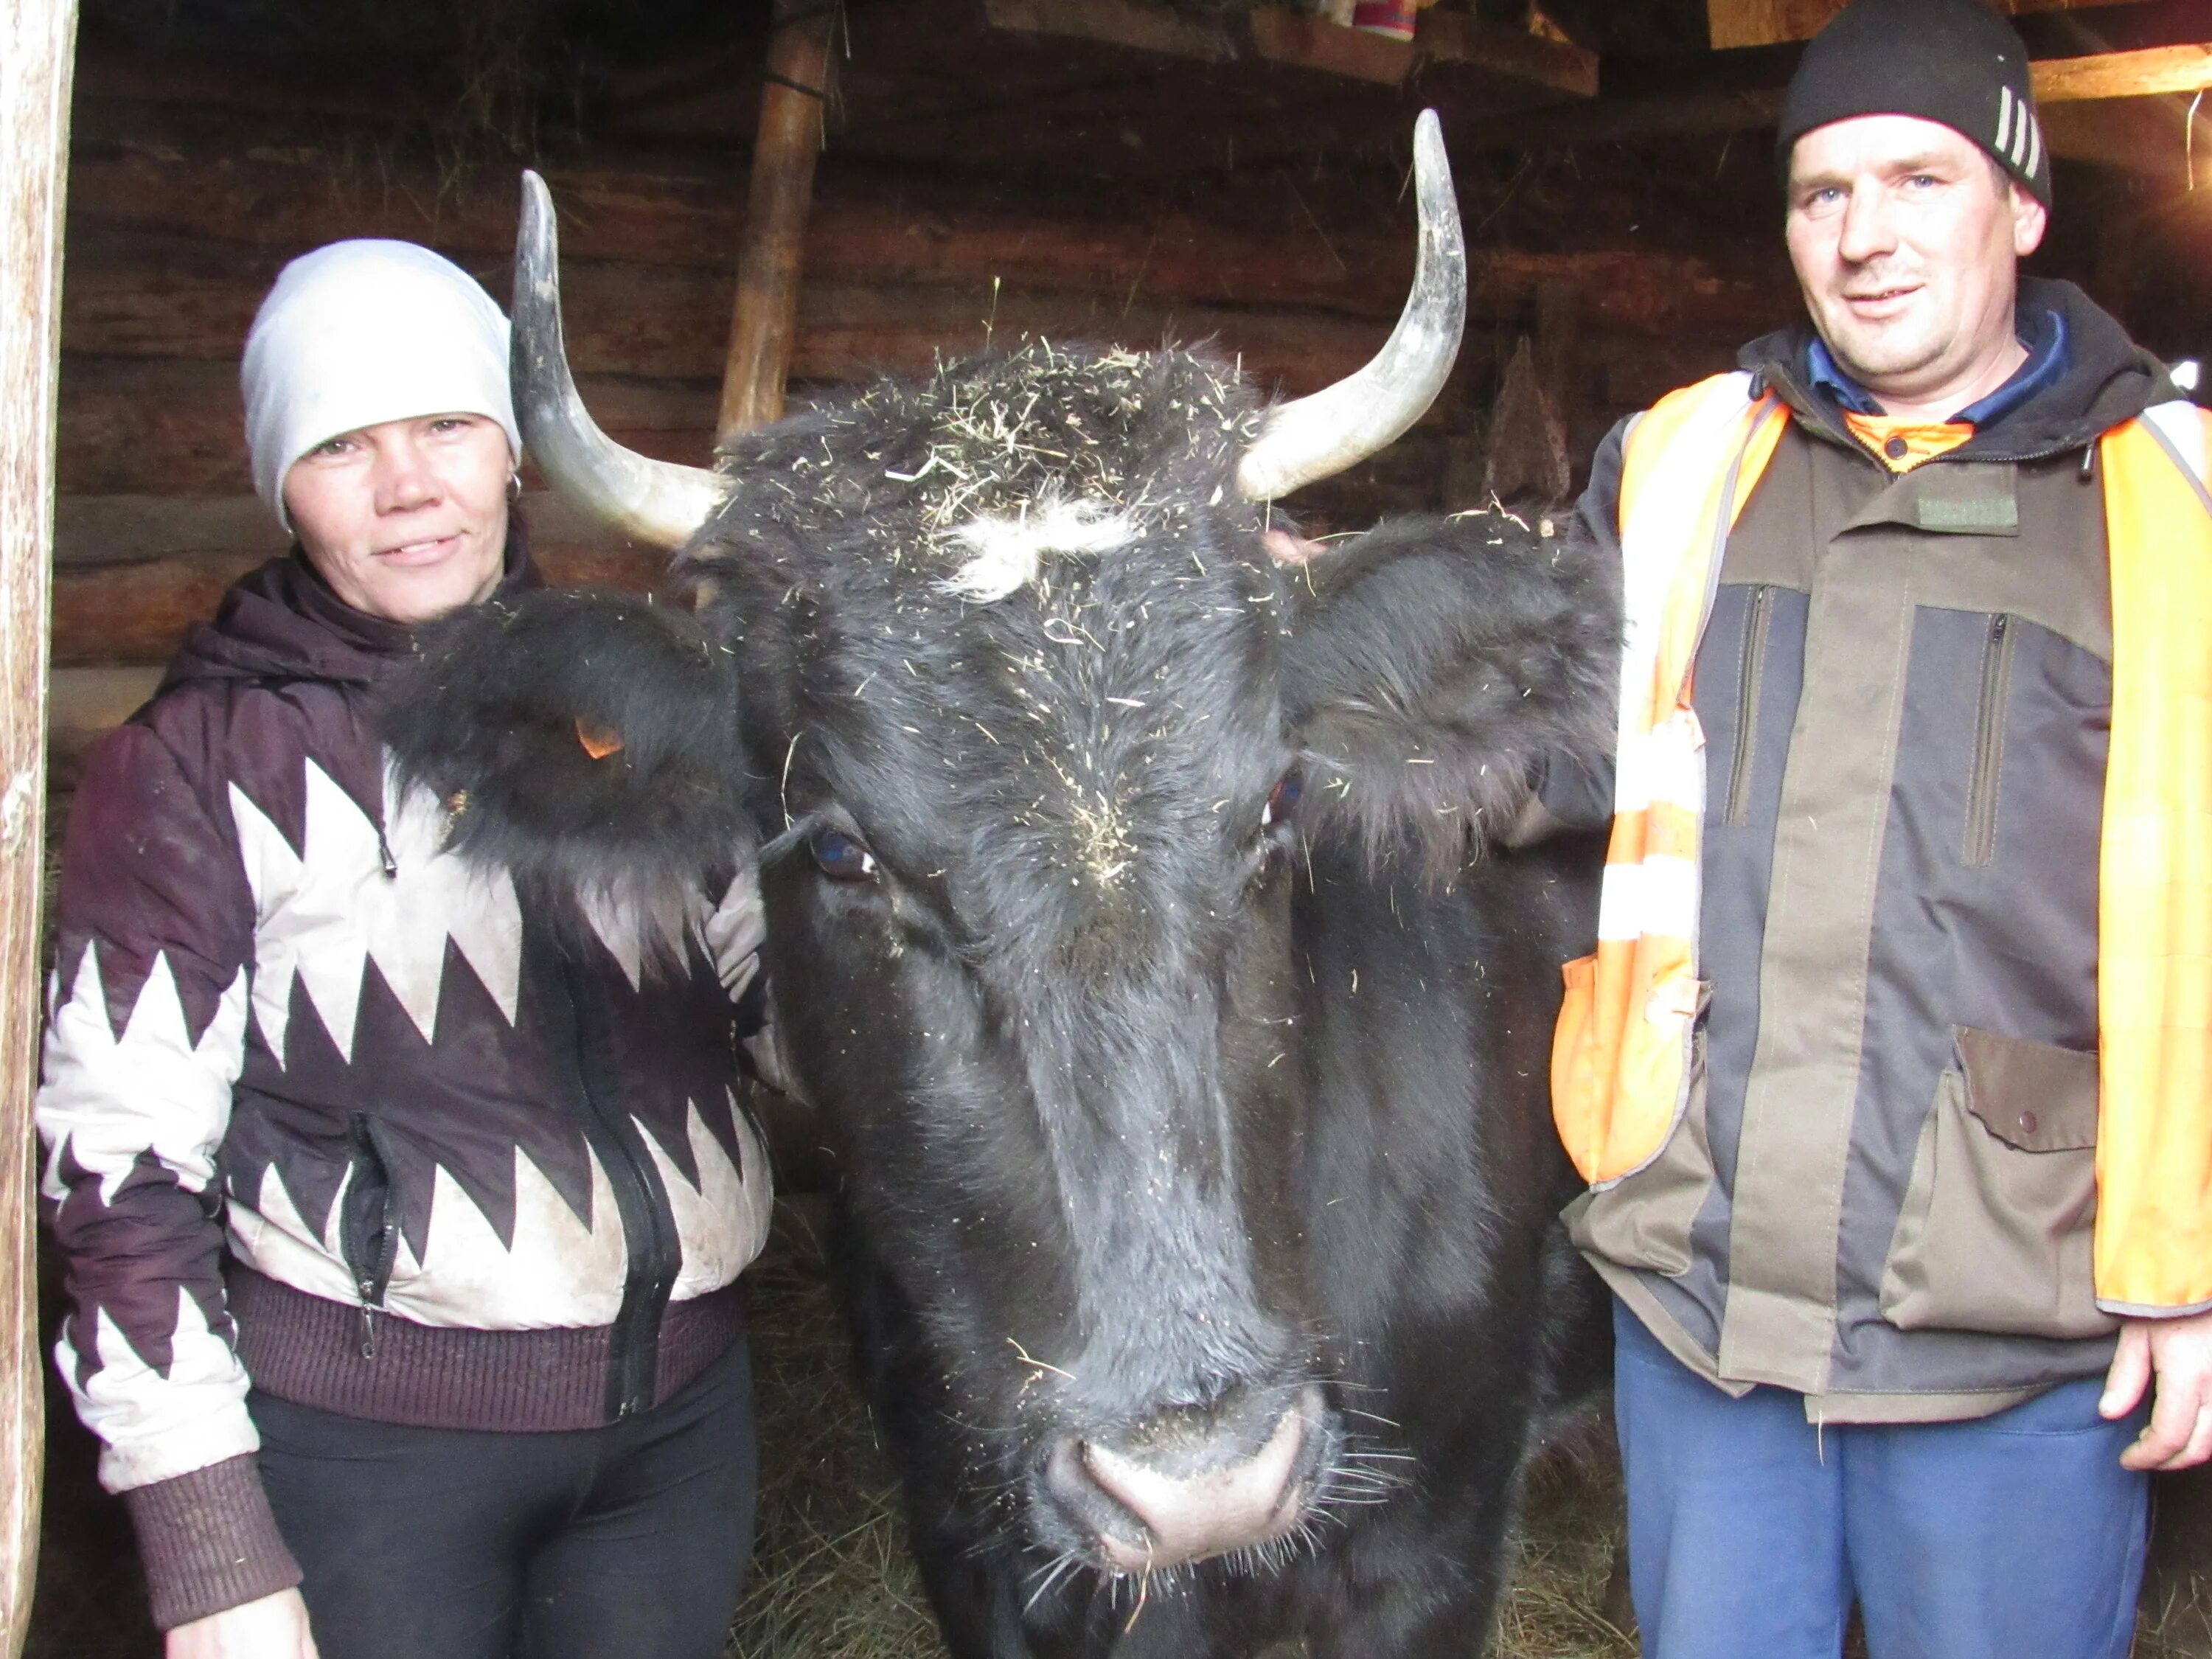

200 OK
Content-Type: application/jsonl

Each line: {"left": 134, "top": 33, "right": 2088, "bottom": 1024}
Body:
{"left": 1879, "top": 1026, "right": 2115, "bottom": 1340}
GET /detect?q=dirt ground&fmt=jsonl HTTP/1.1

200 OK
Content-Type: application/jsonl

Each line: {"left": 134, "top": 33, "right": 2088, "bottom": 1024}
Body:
{"left": 22, "top": 1199, "right": 2212, "bottom": 1658}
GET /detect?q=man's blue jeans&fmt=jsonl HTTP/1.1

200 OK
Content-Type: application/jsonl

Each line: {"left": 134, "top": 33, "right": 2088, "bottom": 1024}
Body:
{"left": 1613, "top": 1300, "right": 2149, "bottom": 1659}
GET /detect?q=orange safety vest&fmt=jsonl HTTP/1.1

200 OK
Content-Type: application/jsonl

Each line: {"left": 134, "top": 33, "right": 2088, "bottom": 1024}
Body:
{"left": 1550, "top": 372, "right": 2212, "bottom": 1312}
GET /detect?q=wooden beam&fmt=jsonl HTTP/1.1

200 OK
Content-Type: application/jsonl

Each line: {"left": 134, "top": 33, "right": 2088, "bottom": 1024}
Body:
{"left": 1417, "top": 11, "right": 1598, "bottom": 97}
{"left": 2034, "top": 41, "right": 2212, "bottom": 99}
{"left": 1711, "top": 0, "right": 2146, "bottom": 51}
{"left": 718, "top": 0, "right": 834, "bottom": 440}
{"left": 984, "top": 0, "right": 1595, "bottom": 94}
{"left": 1456, "top": 38, "right": 2212, "bottom": 153}
{"left": 0, "top": 0, "right": 69, "bottom": 1646}
{"left": 1248, "top": 8, "right": 1412, "bottom": 84}
{"left": 984, "top": 0, "right": 1233, "bottom": 62}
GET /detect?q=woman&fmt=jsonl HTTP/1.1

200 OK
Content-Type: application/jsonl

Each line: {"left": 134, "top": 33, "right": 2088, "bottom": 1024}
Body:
{"left": 38, "top": 240, "right": 772, "bottom": 1659}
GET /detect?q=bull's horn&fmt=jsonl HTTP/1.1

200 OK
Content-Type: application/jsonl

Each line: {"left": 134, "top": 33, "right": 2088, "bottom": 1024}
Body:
{"left": 1234, "top": 111, "right": 1467, "bottom": 503}
{"left": 512, "top": 170, "right": 728, "bottom": 549}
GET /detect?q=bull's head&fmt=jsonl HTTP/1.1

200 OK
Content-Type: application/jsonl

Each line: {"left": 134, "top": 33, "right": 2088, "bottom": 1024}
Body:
{"left": 388, "top": 113, "right": 1614, "bottom": 1589}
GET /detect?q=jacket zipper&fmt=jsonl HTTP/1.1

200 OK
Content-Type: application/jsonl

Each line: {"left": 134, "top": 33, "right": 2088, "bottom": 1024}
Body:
{"left": 543, "top": 938, "right": 682, "bottom": 1420}
{"left": 1724, "top": 585, "right": 1774, "bottom": 828}
{"left": 1964, "top": 614, "right": 2015, "bottom": 868}
{"left": 341, "top": 1113, "right": 401, "bottom": 1359}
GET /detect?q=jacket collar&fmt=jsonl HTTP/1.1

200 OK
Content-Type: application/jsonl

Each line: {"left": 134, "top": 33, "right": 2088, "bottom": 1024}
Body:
{"left": 1740, "top": 278, "right": 2180, "bottom": 464}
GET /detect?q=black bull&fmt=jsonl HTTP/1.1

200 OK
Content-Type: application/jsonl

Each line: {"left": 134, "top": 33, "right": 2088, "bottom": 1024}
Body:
{"left": 386, "top": 150, "right": 1624, "bottom": 1659}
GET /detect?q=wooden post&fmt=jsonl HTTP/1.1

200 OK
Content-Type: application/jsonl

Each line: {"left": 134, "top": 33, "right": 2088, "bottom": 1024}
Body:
{"left": 0, "top": 0, "right": 74, "bottom": 1650}
{"left": 717, "top": 0, "right": 835, "bottom": 442}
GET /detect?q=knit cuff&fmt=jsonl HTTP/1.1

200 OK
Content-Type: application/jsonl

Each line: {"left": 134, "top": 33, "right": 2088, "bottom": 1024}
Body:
{"left": 122, "top": 1455, "right": 302, "bottom": 1630}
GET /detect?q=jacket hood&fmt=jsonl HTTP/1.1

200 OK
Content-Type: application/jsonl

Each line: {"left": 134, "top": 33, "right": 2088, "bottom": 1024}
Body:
{"left": 161, "top": 526, "right": 543, "bottom": 692}
{"left": 1739, "top": 277, "right": 2180, "bottom": 460}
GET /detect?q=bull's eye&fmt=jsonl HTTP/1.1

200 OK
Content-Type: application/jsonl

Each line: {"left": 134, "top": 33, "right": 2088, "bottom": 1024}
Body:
{"left": 810, "top": 827, "right": 880, "bottom": 883}
{"left": 1262, "top": 772, "right": 1303, "bottom": 830}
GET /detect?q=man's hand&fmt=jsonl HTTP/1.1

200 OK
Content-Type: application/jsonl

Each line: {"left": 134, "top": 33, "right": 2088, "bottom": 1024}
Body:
{"left": 167, "top": 1587, "right": 319, "bottom": 1659}
{"left": 2101, "top": 1308, "right": 2212, "bottom": 1471}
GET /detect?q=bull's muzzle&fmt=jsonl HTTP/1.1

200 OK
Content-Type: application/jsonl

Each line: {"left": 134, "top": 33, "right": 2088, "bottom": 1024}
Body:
{"left": 1043, "top": 1383, "right": 1326, "bottom": 1572}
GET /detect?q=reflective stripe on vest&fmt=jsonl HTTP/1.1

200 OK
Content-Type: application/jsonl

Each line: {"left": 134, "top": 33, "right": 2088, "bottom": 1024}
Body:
{"left": 1554, "top": 384, "right": 2212, "bottom": 1307}
{"left": 1551, "top": 373, "right": 1786, "bottom": 1186}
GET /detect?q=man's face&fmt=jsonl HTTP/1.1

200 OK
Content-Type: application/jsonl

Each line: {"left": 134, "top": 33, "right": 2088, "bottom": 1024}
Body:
{"left": 1785, "top": 114, "right": 2047, "bottom": 407}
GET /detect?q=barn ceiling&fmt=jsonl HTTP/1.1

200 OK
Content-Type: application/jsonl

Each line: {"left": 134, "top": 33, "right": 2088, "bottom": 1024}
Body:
{"left": 73, "top": 0, "right": 2211, "bottom": 187}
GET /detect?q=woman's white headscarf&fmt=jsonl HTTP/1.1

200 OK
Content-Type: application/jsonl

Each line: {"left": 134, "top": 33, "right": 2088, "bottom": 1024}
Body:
{"left": 240, "top": 240, "right": 521, "bottom": 531}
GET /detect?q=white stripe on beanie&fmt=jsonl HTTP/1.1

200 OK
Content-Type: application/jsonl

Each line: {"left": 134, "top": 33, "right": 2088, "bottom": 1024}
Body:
{"left": 240, "top": 240, "right": 521, "bottom": 532}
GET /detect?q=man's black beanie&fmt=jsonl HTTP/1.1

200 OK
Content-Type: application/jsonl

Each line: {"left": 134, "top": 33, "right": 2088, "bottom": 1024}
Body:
{"left": 1776, "top": 0, "right": 2051, "bottom": 206}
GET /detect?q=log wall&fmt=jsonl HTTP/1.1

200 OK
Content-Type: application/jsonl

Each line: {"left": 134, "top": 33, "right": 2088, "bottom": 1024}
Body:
{"left": 51, "top": 88, "right": 1796, "bottom": 723}
{"left": 55, "top": 69, "right": 2204, "bottom": 771}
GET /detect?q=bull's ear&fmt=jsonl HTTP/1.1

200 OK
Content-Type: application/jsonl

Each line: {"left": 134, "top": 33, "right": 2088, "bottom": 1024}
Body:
{"left": 1281, "top": 510, "right": 1618, "bottom": 872}
{"left": 381, "top": 591, "right": 751, "bottom": 922}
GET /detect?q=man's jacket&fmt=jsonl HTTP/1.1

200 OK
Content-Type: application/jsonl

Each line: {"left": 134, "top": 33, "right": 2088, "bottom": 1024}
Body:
{"left": 36, "top": 546, "right": 773, "bottom": 1626}
{"left": 1550, "top": 279, "right": 2212, "bottom": 1420}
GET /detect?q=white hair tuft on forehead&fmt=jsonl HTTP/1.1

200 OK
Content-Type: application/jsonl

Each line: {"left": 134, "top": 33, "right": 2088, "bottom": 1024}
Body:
{"left": 939, "top": 497, "right": 1135, "bottom": 604}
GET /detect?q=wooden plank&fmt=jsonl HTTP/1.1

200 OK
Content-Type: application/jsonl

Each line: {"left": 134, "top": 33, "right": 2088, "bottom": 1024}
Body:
{"left": 53, "top": 492, "right": 271, "bottom": 564}
{"left": 985, "top": 0, "right": 1234, "bottom": 61}
{"left": 1711, "top": 0, "right": 2146, "bottom": 49}
{"left": 64, "top": 135, "right": 745, "bottom": 266}
{"left": 2033, "top": 42, "right": 2212, "bottom": 100}
{"left": 1457, "top": 46, "right": 2212, "bottom": 153}
{"left": 1416, "top": 12, "right": 1599, "bottom": 98}
{"left": 1707, "top": 0, "right": 1835, "bottom": 49}
{"left": 987, "top": 0, "right": 1596, "bottom": 96}
{"left": 1247, "top": 9, "right": 1412, "bottom": 85}
{"left": 720, "top": 0, "right": 835, "bottom": 438}
{"left": 0, "top": 0, "right": 69, "bottom": 1644}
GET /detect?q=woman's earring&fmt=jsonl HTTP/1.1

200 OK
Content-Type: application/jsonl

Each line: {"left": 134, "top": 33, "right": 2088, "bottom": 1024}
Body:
{"left": 507, "top": 472, "right": 524, "bottom": 502}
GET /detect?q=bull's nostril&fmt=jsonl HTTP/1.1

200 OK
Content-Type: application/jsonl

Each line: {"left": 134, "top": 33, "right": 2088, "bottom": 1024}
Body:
{"left": 1060, "top": 1387, "right": 1320, "bottom": 1571}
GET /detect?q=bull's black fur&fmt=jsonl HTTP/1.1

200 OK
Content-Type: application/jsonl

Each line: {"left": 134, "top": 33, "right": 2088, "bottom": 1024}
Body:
{"left": 389, "top": 340, "right": 1621, "bottom": 1659}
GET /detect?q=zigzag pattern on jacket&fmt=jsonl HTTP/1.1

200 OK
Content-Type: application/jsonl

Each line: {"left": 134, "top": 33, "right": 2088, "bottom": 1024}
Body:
{"left": 41, "top": 742, "right": 766, "bottom": 1488}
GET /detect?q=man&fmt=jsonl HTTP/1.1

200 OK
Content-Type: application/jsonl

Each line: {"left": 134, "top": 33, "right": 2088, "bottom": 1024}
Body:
{"left": 1547, "top": 1, "right": 2212, "bottom": 1654}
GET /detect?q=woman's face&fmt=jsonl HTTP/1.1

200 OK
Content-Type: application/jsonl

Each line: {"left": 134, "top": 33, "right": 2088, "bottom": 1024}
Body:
{"left": 282, "top": 412, "right": 512, "bottom": 624}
